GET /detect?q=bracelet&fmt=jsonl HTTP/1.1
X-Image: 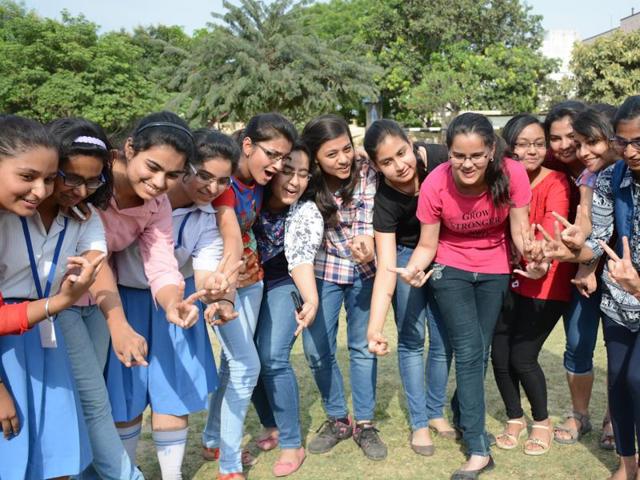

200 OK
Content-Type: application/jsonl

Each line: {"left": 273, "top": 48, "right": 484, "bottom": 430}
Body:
{"left": 218, "top": 298, "right": 235, "bottom": 308}
{"left": 44, "top": 297, "right": 54, "bottom": 321}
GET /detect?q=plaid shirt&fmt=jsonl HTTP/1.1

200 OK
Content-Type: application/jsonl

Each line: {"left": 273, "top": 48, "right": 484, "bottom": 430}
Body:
{"left": 314, "top": 158, "right": 377, "bottom": 284}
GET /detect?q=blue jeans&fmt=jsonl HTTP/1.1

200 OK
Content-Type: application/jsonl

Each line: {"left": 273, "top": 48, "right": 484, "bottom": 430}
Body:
{"left": 203, "top": 282, "right": 263, "bottom": 474}
{"left": 57, "top": 305, "right": 144, "bottom": 480}
{"left": 394, "top": 245, "right": 452, "bottom": 430}
{"left": 302, "top": 276, "right": 376, "bottom": 421}
{"left": 252, "top": 281, "right": 303, "bottom": 449}
{"left": 563, "top": 288, "right": 603, "bottom": 374}
{"left": 429, "top": 264, "right": 510, "bottom": 456}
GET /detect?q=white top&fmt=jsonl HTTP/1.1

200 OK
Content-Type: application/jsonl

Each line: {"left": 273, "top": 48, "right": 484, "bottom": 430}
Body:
{"left": 114, "top": 203, "right": 223, "bottom": 289}
{"left": 0, "top": 207, "right": 107, "bottom": 300}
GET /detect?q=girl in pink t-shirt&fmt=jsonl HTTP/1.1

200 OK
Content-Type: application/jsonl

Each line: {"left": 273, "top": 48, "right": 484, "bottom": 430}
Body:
{"left": 396, "top": 113, "right": 534, "bottom": 479}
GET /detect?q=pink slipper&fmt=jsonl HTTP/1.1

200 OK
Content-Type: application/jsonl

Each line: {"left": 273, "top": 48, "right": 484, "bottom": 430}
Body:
{"left": 256, "top": 431, "right": 280, "bottom": 452}
{"left": 272, "top": 448, "right": 306, "bottom": 477}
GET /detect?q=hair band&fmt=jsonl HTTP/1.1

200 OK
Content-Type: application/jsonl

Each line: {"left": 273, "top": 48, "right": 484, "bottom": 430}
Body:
{"left": 73, "top": 136, "right": 107, "bottom": 150}
{"left": 135, "top": 122, "right": 194, "bottom": 141}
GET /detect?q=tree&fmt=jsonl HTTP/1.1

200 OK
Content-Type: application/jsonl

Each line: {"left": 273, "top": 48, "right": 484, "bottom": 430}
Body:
{"left": 0, "top": 1, "right": 166, "bottom": 132}
{"left": 171, "top": 0, "right": 381, "bottom": 125}
{"left": 571, "top": 30, "right": 640, "bottom": 105}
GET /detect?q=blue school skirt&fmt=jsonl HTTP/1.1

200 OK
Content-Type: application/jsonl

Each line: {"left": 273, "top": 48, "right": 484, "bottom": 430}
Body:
{"left": 105, "top": 276, "right": 218, "bottom": 422}
{"left": 0, "top": 302, "right": 92, "bottom": 479}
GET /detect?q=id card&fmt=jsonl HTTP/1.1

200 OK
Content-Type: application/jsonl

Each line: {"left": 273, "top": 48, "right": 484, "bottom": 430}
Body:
{"left": 38, "top": 319, "right": 58, "bottom": 348}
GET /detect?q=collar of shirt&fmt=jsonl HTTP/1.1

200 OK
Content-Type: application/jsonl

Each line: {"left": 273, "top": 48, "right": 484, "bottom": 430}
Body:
{"left": 173, "top": 203, "right": 215, "bottom": 217}
{"left": 109, "top": 195, "right": 162, "bottom": 216}
{"left": 620, "top": 168, "right": 636, "bottom": 189}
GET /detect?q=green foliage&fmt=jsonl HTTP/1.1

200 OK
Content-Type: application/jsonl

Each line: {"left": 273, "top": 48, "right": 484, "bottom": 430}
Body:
{"left": 172, "top": 0, "right": 380, "bottom": 126}
{"left": 571, "top": 30, "right": 640, "bottom": 105}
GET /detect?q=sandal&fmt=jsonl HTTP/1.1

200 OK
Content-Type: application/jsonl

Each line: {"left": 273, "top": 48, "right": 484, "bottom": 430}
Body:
{"left": 495, "top": 419, "right": 527, "bottom": 450}
{"left": 524, "top": 424, "right": 551, "bottom": 456}
{"left": 256, "top": 429, "right": 280, "bottom": 452}
{"left": 600, "top": 416, "right": 616, "bottom": 451}
{"left": 554, "top": 411, "right": 592, "bottom": 445}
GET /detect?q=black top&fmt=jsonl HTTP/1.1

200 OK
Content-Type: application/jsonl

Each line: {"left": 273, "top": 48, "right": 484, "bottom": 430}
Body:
{"left": 372, "top": 142, "right": 447, "bottom": 248}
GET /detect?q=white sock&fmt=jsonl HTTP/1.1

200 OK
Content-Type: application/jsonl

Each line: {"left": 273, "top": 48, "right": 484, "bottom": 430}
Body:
{"left": 117, "top": 424, "right": 142, "bottom": 466}
{"left": 153, "top": 427, "right": 188, "bottom": 480}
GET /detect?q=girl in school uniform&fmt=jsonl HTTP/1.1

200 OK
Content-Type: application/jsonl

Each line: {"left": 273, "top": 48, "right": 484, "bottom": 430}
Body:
{"left": 0, "top": 114, "right": 108, "bottom": 479}
{"left": 300, "top": 114, "right": 385, "bottom": 461}
{"left": 106, "top": 128, "right": 241, "bottom": 479}
{"left": 201, "top": 113, "right": 297, "bottom": 480}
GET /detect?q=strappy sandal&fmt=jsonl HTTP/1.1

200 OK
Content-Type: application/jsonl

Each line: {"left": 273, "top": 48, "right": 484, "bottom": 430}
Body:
{"left": 524, "top": 424, "right": 551, "bottom": 456}
{"left": 495, "top": 419, "right": 527, "bottom": 450}
{"left": 599, "top": 416, "right": 616, "bottom": 451}
{"left": 554, "top": 411, "right": 592, "bottom": 445}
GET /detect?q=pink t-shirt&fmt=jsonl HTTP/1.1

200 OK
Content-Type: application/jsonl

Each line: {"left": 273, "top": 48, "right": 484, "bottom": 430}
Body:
{"left": 416, "top": 158, "right": 532, "bottom": 274}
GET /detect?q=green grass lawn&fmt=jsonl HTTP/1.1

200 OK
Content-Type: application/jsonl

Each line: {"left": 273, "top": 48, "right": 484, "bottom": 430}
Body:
{"left": 137, "top": 314, "right": 616, "bottom": 479}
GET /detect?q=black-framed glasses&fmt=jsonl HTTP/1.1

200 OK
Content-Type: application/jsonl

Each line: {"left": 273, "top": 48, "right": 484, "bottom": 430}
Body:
{"left": 255, "top": 143, "right": 288, "bottom": 164}
{"left": 188, "top": 164, "right": 231, "bottom": 187}
{"left": 449, "top": 152, "right": 490, "bottom": 165}
{"left": 611, "top": 136, "right": 640, "bottom": 152}
{"left": 280, "top": 166, "right": 311, "bottom": 181}
{"left": 58, "top": 170, "right": 106, "bottom": 190}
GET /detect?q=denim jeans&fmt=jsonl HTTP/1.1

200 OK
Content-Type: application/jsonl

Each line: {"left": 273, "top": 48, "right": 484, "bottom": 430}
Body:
{"left": 252, "top": 281, "right": 303, "bottom": 449}
{"left": 394, "top": 245, "right": 453, "bottom": 430}
{"left": 57, "top": 305, "right": 144, "bottom": 480}
{"left": 563, "top": 288, "right": 603, "bottom": 374}
{"left": 428, "top": 264, "right": 510, "bottom": 456}
{"left": 302, "top": 276, "right": 376, "bottom": 421}
{"left": 203, "top": 281, "right": 263, "bottom": 474}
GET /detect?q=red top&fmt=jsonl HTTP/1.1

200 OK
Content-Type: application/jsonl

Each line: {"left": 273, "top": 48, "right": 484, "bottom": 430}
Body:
{"left": 0, "top": 292, "right": 29, "bottom": 336}
{"left": 511, "top": 170, "right": 577, "bottom": 302}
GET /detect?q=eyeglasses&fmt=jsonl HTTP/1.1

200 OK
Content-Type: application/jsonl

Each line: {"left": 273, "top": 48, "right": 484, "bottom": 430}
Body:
{"left": 255, "top": 143, "right": 288, "bottom": 164}
{"left": 514, "top": 140, "right": 546, "bottom": 150}
{"left": 280, "top": 167, "right": 311, "bottom": 181}
{"left": 188, "top": 164, "right": 231, "bottom": 187}
{"left": 58, "top": 170, "right": 106, "bottom": 190}
{"left": 449, "top": 152, "right": 489, "bottom": 165}
{"left": 611, "top": 136, "right": 640, "bottom": 152}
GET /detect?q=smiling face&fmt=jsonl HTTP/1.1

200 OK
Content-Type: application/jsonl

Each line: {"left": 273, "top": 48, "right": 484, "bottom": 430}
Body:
{"left": 315, "top": 134, "right": 354, "bottom": 180}
{"left": 242, "top": 136, "right": 292, "bottom": 185}
{"left": 616, "top": 117, "right": 640, "bottom": 175}
{"left": 512, "top": 123, "right": 547, "bottom": 173}
{"left": 574, "top": 132, "right": 615, "bottom": 173}
{"left": 183, "top": 156, "right": 233, "bottom": 205}
{"left": 124, "top": 141, "right": 186, "bottom": 200}
{"left": 374, "top": 135, "right": 417, "bottom": 187}
{"left": 54, "top": 154, "right": 104, "bottom": 208}
{"left": 269, "top": 150, "right": 311, "bottom": 208}
{"left": 549, "top": 116, "right": 578, "bottom": 165}
{"left": 449, "top": 133, "right": 493, "bottom": 191}
{"left": 0, "top": 146, "right": 58, "bottom": 216}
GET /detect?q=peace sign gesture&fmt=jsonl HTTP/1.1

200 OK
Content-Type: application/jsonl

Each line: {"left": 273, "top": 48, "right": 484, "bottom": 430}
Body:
{"left": 551, "top": 205, "right": 587, "bottom": 251}
{"left": 202, "top": 253, "right": 244, "bottom": 300}
{"left": 538, "top": 221, "right": 577, "bottom": 262}
{"left": 599, "top": 237, "right": 640, "bottom": 297}
{"left": 166, "top": 281, "right": 207, "bottom": 329}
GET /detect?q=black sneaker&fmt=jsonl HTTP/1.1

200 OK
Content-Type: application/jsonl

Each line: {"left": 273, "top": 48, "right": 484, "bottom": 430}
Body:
{"left": 353, "top": 422, "right": 387, "bottom": 461}
{"left": 308, "top": 417, "right": 353, "bottom": 454}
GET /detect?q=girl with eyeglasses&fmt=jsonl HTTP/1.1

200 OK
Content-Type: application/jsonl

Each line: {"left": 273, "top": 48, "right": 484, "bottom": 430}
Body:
{"left": 300, "top": 114, "right": 386, "bottom": 461}
{"left": 247, "top": 141, "right": 323, "bottom": 476}
{"left": 363, "top": 119, "right": 455, "bottom": 456}
{"left": 396, "top": 113, "right": 534, "bottom": 479}
{"left": 106, "top": 128, "right": 240, "bottom": 479}
{"left": 490, "top": 114, "right": 573, "bottom": 456}
{"left": 201, "top": 113, "right": 297, "bottom": 480}
{"left": 0, "top": 115, "right": 109, "bottom": 480}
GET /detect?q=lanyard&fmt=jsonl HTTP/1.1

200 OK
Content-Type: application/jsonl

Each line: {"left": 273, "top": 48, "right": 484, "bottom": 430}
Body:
{"left": 176, "top": 211, "right": 193, "bottom": 249}
{"left": 20, "top": 216, "right": 69, "bottom": 299}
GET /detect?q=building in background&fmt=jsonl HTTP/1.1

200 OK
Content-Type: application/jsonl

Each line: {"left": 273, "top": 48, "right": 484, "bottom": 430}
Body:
{"left": 542, "top": 29, "right": 580, "bottom": 81}
{"left": 583, "top": 7, "right": 640, "bottom": 44}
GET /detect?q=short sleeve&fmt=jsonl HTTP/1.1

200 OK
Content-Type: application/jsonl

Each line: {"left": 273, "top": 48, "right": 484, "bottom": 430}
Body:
{"left": 192, "top": 214, "right": 223, "bottom": 272}
{"left": 212, "top": 187, "right": 235, "bottom": 208}
{"left": 76, "top": 206, "right": 108, "bottom": 255}
{"left": 506, "top": 158, "right": 532, "bottom": 208}
{"left": 373, "top": 188, "right": 399, "bottom": 233}
{"left": 285, "top": 201, "right": 324, "bottom": 271}
{"left": 416, "top": 169, "right": 443, "bottom": 224}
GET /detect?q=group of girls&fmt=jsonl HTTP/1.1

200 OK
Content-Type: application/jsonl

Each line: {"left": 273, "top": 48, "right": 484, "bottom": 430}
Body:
{"left": 0, "top": 95, "right": 639, "bottom": 480}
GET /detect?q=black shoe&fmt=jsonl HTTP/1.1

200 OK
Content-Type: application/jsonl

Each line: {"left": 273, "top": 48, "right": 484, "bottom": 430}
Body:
{"left": 308, "top": 417, "right": 352, "bottom": 454}
{"left": 450, "top": 456, "right": 495, "bottom": 480}
{"left": 353, "top": 422, "right": 388, "bottom": 461}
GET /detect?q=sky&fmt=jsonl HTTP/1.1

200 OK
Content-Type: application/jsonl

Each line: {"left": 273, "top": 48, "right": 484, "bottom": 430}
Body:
{"left": 20, "top": 0, "right": 640, "bottom": 40}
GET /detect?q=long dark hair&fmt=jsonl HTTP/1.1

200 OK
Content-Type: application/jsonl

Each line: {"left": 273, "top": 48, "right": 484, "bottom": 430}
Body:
{"left": 239, "top": 112, "right": 298, "bottom": 147}
{"left": 446, "top": 112, "right": 510, "bottom": 206}
{"left": 573, "top": 108, "right": 614, "bottom": 143}
{"left": 613, "top": 95, "right": 640, "bottom": 131}
{"left": 192, "top": 128, "right": 241, "bottom": 173}
{"left": 47, "top": 117, "right": 114, "bottom": 210}
{"left": 128, "top": 111, "right": 195, "bottom": 163}
{"left": 543, "top": 100, "right": 587, "bottom": 140}
{"left": 302, "top": 114, "right": 358, "bottom": 225}
{"left": 0, "top": 114, "right": 56, "bottom": 160}
{"left": 364, "top": 118, "right": 429, "bottom": 183}
{"left": 502, "top": 114, "right": 545, "bottom": 159}
{"left": 263, "top": 140, "right": 315, "bottom": 206}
